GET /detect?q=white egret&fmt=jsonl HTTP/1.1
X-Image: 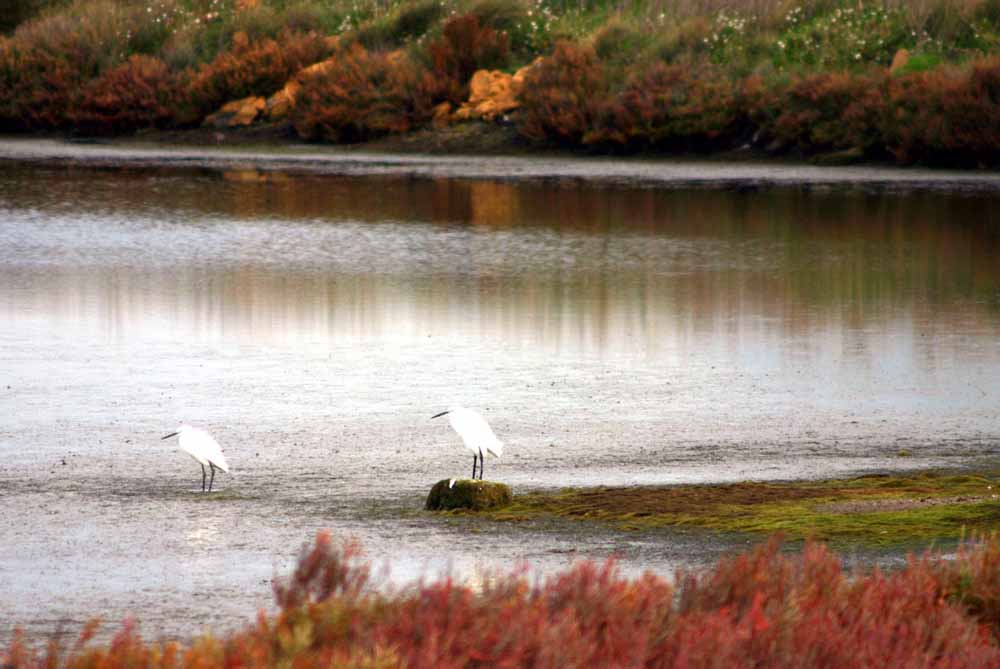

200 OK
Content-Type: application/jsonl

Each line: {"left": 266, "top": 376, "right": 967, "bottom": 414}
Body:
{"left": 160, "top": 425, "right": 230, "bottom": 492}
{"left": 431, "top": 407, "right": 503, "bottom": 480}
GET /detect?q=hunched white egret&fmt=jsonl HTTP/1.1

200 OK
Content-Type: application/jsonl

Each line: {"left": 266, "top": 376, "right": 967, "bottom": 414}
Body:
{"left": 160, "top": 425, "right": 230, "bottom": 492}
{"left": 431, "top": 406, "right": 503, "bottom": 480}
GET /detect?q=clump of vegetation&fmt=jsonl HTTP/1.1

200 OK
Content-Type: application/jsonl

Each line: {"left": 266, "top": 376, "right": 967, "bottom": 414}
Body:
{"left": 0, "top": 2, "right": 123, "bottom": 130}
{"left": 882, "top": 55, "right": 1000, "bottom": 165}
{"left": 72, "top": 54, "right": 183, "bottom": 134}
{"left": 487, "top": 472, "right": 1000, "bottom": 546}
{"left": 517, "top": 40, "right": 609, "bottom": 145}
{"left": 590, "top": 60, "right": 745, "bottom": 150}
{"left": 291, "top": 43, "right": 439, "bottom": 142}
{"left": 3, "top": 0, "right": 1000, "bottom": 164}
{"left": 749, "top": 70, "right": 887, "bottom": 156}
{"left": 186, "top": 28, "right": 333, "bottom": 116}
{"left": 9, "top": 531, "right": 1000, "bottom": 667}
{"left": 427, "top": 13, "right": 512, "bottom": 103}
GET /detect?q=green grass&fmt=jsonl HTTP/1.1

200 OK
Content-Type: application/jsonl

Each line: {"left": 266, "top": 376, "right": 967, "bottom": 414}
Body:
{"left": 10, "top": 0, "right": 1000, "bottom": 72}
{"left": 482, "top": 472, "right": 1000, "bottom": 547}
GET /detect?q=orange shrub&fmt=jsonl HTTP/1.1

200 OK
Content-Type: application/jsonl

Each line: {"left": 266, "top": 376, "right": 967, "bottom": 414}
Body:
{"left": 291, "top": 44, "right": 439, "bottom": 143}
{"left": 427, "top": 14, "right": 510, "bottom": 104}
{"left": 516, "top": 41, "right": 610, "bottom": 146}
{"left": 591, "top": 62, "right": 742, "bottom": 150}
{"left": 186, "top": 29, "right": 333, "bottom": 118}
{"left": 751, "top": 71, "right": 886, "bottom": 156}
{"left": 883, "top": 57, "right": 1000, "bottom": 166}
{"left": 72, "top": 55, "right": 182, "bottom": 135}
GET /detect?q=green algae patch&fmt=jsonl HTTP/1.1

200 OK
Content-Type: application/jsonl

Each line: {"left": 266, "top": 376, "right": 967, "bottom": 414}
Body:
{"left": 426, "top": 479, "right": 513, "bottom": 511}
{"left": 485, "top": 472, "right": 1000, "bottom": 546}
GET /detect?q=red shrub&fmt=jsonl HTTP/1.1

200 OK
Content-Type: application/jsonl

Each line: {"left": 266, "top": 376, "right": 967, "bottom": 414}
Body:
{"left": 273, "top": 533, "right": 369, "bottom": 609}
{"left": 427, "top": 14, "right": 510, "bottom": 104}
{"left": 516, "top": 41, "right": 610, "bottom": 146}
{"left": 72, "top": 55, "right": 182, "bottom": 135}
{"left": 0, "top": 14, "right": 118, "bottom": 130}
{"left": 883, "top": 57, "right": 1000, "bottom": 166}
{"left": 8, "top": 533, "right": 1000, "bottom": 668}
{"left": 668, "top": 538, "right": 1000, "bottom": 667}
{"left": 591, "top": 61, "right": 742, "bottom": 149}
{"left": 930, "top": 532, "right": 1000, "bottom": 637}
{"left": 291, "top": 44, "right": 439, "bottom": 143}
{"left": 752, "top": 71, "right": 886, "bottom": 156}
{"left": 187, "top": 30, "right": 334, "bottom": 118}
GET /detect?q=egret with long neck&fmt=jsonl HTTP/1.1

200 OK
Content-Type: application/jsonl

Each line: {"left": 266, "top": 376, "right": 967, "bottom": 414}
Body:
{"left": 431, "top": 407, "right": 503, "bottom": 480}
{"left": 161, "top": 424, "right": 230, "bottom": 492}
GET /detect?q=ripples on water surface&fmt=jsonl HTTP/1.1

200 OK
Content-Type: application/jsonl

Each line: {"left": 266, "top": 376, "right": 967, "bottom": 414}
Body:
{"left": 1, "top": 158, "right": 999, "bottom": 640}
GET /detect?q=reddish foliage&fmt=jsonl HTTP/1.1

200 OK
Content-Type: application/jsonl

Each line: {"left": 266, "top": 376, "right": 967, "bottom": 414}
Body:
{"left": 72, "top": 55, "right": 182, "bottom": 135}
{"left": 0, "top": 15, "right": 114, "bottom": 130}
{"left": 272, "top": 533, "right": 369, "bottom": 609}
{"left": 668, "top": 538, "right": 997, "bottom": 666}
{"left": 291, "top": 44, "right": 439, "bottom": 143}
{"left": 427, "top": 14, "right": 510, "bottom": 104}
{"left": 929, "top": 532, "right": 1000, "bottom": 636}
{"left": 516, "top": 41, "right": 610, "bottom": 146}
{"left": 591, "top": 61, "right": 742, "bottom": 149}
{"left": 883, "top": 57, "right": 1000, "bottom": 166}
{"left": 752, "top": 71, "right": 886, "bottom": 155}
{"left": 8, "top": 533, "right": 1000, "bottom": 668}
{"left": 186, "top": 30, "right": 333, "bottom": 118}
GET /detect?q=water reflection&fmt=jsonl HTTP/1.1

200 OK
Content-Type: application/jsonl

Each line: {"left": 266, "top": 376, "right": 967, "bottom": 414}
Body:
{"left": 1, "top": 164, "right": 998, "bottom": 360}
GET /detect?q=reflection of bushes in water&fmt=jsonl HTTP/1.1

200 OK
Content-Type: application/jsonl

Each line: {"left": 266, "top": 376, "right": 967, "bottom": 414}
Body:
{"left": 9, "top": 531, "right": 1000, "bottom": 666}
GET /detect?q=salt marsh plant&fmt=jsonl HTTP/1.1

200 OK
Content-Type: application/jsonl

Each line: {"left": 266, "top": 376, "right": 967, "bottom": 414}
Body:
{"left": 8, "top": 532, "right": 1000, "bottom": 667}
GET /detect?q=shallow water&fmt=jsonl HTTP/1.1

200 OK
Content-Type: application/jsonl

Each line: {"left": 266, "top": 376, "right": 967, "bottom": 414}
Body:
{"left": 1, "top": 142, "right": 999, "bottom": 642}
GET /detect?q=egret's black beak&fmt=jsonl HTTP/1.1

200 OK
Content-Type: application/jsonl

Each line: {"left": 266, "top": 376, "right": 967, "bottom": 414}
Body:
{"left": 431, "top": 411, "right": 450, "bottom": 419}
{"left": 161, "top": 432, "right": 178, "bottom": 440}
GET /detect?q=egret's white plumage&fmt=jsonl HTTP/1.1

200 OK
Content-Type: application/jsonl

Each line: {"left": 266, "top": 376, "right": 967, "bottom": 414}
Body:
{"left": 161, "top": 424, "right": 230, "bottom": 492}
{"left": 431, "top": 406, "right": 503, "bottom": 480}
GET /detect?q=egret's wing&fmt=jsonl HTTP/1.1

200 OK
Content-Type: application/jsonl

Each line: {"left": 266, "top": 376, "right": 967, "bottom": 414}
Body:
{"left": 450, "top": 408, "right": 502, "bottom": 457}
{"left": 193, "top": 428, "right": 230, "bottom": 472}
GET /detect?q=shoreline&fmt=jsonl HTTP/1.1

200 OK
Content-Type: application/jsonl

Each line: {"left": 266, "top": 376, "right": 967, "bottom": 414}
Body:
{"left": 3, "top": 128, "right": 1000, "bottom": 192}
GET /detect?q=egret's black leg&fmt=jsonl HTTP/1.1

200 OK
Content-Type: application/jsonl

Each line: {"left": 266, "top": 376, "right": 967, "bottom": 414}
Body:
{"left": 209, "top": 463, "right": 216, "bottom": 492}
{"left": 472, "top": 455, "right": 478, "bottom": 479}
{"left": 479, "top": 449, "right": 484, "bottom": 480}
{"left": 201, "top": 464, "right": 206, "bottom": 491}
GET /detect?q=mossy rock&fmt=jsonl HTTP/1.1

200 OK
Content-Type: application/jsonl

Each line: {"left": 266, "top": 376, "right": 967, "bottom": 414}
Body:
{"left": 426, "top": 479, "right": 513, "bottom": 511}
